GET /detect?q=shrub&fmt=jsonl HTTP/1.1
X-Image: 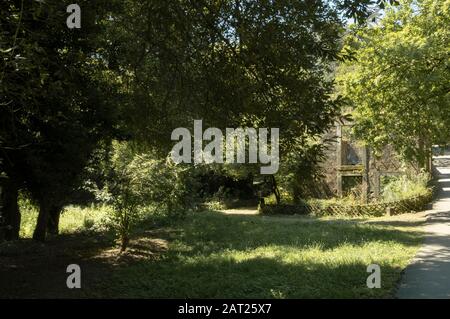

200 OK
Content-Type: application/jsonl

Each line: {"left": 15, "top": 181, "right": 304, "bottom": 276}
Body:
{"left": 278, "top": 142, "right": 333, "bottom": 201}
{"left": 381, "top": 172, "right": 430, "bottom": 202}
{"left": 96, "top": 142, "right": 197, "bottom": 252}
{"left": 201, "top": 201, "right": 227, "bottom": 211}
{"left": 260, "top": 172, "right": 433, "bottom": 217}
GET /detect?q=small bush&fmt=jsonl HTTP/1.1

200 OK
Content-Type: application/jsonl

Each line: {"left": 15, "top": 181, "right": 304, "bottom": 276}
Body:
{"left": 95, "top": 142, "right": 198, "bottom": 252}
{"left": 381, "top": 172, "right": 430, "bottom": 202}
{"left": 201, "top": 201, "right": 227, "bottom": 211}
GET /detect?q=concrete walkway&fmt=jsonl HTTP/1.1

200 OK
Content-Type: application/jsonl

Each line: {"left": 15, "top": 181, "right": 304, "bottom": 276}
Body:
{"left": 397, "top": 156, "right": 450, "bottom": 298}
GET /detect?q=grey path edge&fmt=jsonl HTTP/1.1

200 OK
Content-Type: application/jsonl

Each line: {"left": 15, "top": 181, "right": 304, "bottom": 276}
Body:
{"left": 397, "top": 157, "right": 450, "bottom": 299}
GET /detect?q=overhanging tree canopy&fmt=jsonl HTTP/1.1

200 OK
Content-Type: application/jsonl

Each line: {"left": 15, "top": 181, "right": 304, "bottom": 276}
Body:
{"left": 1, "top": 0, "right": 401, "bottom": 240}
{"left": 338, "top": 0, "right": 450, "bottom": 168}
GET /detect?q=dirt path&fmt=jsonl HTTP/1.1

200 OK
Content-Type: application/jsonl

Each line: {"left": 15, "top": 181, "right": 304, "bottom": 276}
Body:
{"left": 221, "top": 207, "right": 259, "bottom": 215}
{"left": 397, "top": 156, "right": 450, "bottom": 298}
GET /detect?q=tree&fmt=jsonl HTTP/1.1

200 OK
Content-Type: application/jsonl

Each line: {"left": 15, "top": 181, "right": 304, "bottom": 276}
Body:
{"left": 97, "top": 142, "right": 195, "bottom": 252}
{"left": 337, "top": 0, "right": 450, "bottom": 169}
{"left": 0, "top": 0, "right": 122, "bottom": 241}
{"left": 105, "top": 0, "right": 396, "bottom": 202}
{"left": 0, "top": 0, "right": 400, "bottom": 240}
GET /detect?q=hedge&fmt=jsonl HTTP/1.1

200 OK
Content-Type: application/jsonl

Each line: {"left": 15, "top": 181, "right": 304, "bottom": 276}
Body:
{"left": 259, "top": 190, "right": 433, "bottom": 217}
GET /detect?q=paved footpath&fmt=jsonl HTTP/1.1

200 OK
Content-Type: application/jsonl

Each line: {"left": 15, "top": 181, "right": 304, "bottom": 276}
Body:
{"left": 397, "top": 158, "right": 450, "bottom": 298}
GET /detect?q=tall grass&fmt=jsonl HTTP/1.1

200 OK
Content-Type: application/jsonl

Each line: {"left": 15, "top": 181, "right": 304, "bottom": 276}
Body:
{"left": 19, "top": 197, "right": 110, "bottom": 238}
{"left": 381, "top": 172, "right": 430, "bottom": 202}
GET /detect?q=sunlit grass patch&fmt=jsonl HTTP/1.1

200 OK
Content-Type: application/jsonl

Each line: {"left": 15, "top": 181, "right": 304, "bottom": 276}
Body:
{"left": 19, "top": 201, "right": 110, "bottom": 238}
{"left": 16, "top": 203, "right": 425, "bottom": 298}
{"left": 93, "top": 211, "right": 424, "bottom": 298}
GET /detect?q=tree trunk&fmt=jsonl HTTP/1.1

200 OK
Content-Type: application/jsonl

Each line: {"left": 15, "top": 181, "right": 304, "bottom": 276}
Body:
{"left": 417, "top": 137, "right": 432, "bottom": 172}
{"left": 425, "top": 145, "right": 432, "bottom": 173}
{"left": 33, "top": 201, "right": 50, "bottom": 242}
{"left": 120, "top": 235, "right": 129, "bottom": 253}
{"left": 0, "top": 178, "right": 21, "bottom": 241}
{"left": 47, "top": 205, "right": 62, "bottom": 235}
{"left": 270, "top": 175, "right": 281, "bottom": 204}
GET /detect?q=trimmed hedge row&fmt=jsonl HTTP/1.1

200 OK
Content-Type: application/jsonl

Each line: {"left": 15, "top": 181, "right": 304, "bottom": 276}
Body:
{"left": 259, "top": 190, "right": 433, "bottom": 217}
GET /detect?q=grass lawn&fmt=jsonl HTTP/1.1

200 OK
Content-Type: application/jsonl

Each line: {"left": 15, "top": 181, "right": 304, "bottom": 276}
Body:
{"left": 0, "top": 207, "right": 425, "bottom": 298}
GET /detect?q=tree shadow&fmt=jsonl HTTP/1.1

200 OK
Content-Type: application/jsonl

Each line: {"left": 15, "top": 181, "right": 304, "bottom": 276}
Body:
{"left": 364, "top": 220, "right": 427, "bottom": 227}
{"left": 0, "top": 210, "right": 424, "bottom": 298}
{"left": 159, "top": 211, "right": 424, "bottom": 257}
{"left": 102, "top": 255, "right": 401, "bottom": 298}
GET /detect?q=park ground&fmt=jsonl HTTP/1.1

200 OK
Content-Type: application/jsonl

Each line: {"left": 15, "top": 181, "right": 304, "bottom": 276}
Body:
{"left": 0, "top": 206, "right": 427, "bottom": 298}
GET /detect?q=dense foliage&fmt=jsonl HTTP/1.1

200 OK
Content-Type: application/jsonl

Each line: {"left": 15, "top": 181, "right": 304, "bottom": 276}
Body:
{"left": 0, "top": 0, "right": 405, "bottom": 245}
{"left": 338, "top": 0, "right": 450, "bottom": 168}
{"left": 0, "top": 0, "right": 122, "bottom": 240}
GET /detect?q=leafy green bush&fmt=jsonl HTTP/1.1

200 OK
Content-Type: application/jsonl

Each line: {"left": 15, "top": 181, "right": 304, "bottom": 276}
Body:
{"left": 278, "top": 142, "right": 333, "bottom": 201}
{"left": 201, "top": 201, "right": 227, "bottom": 211}
{"left": 260, "top": 172, "right": 433, "bottom": 217}
{"left": 381, "top": 172, "right": 430, "bottom": 202}
{"left": 96, "top": 142, "right": 197, "bottom": 252}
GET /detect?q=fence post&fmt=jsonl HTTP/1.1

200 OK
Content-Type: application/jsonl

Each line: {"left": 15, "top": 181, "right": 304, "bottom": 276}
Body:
{"left": 385, "top": 206, "right": 391, "bottom": 216}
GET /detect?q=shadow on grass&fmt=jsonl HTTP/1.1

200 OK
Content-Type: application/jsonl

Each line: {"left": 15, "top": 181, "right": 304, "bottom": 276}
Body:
{"left": 83, "top": 210, "right": 423, "bottom": 298}
{"left": 363, "top": 220, "right": 427, "bottom": 227}
{"left": 157, "top": 210, "right": 424, "bottom": 256}
{"left": 0, "top": 210, "right": 424, "bottom": 298}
